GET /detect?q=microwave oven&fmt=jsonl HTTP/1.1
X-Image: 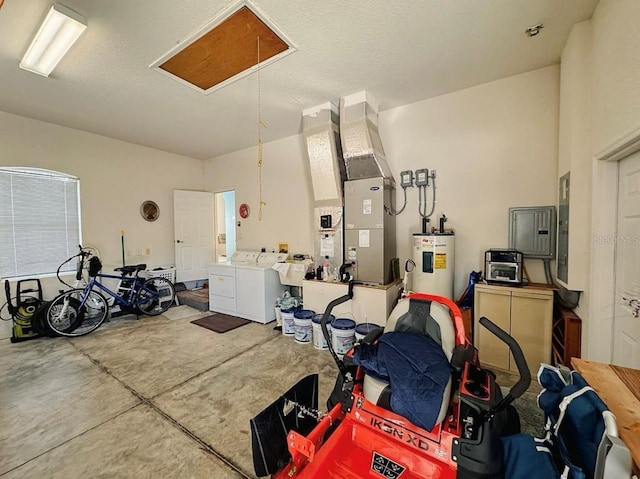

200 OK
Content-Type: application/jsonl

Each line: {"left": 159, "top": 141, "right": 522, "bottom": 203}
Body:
{"left": 484, "top": 249, "right": 523, "bottom": 285}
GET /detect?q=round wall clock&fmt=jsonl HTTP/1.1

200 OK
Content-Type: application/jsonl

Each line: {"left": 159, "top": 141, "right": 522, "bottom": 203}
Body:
{"left": 140, "top": 200, "right": 160, "bottom": 222}
{"left": 239, "top": 203, "right": 250, "bottom": 219}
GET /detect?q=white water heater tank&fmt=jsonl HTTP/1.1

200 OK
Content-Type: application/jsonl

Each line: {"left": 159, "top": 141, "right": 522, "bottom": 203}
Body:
{"left": 412, "top": 233, "right": 455, "bottom": 299}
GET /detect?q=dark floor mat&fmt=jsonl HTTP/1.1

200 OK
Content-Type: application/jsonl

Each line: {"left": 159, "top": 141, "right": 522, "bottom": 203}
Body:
{"left": 190, "top": 314, "right": 251, "bottom": 333}
{"left": 177, "top": 289, "right": 209, "bottom": 311}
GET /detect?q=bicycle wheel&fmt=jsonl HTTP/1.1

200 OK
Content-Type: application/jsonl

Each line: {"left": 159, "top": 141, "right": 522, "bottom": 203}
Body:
{"left": 32, "top": 301, "right": 60, "bottom": 337}
{"left": 135, "top": 277, "right": 176, "bottom": 316}
{"left": 46, "top": 289, "right": 109, "bottom": 337}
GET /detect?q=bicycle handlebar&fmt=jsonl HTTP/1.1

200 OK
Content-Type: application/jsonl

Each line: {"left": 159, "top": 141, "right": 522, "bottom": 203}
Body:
{"left": 56, "top": 246, "right": 94, "bottom": 288}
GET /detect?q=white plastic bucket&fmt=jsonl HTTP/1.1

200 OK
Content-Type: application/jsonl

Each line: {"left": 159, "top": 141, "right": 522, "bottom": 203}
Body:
{"left": 355, "top": 322, "right": 382, "bottom": 342}
{"left": 311, "top": 314, "right": 335, "bottom": 350}
{"left": 331, "top": 318, "right": 356, "bottom": 356}
{"left": 281, "top": 308, "right": 297, "bottom": 336}
{"left": 294, "top": 309, "right": 315, "bottom": 344}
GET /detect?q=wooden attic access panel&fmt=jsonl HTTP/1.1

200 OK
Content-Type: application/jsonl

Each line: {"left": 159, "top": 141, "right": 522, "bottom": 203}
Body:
{"left": 159, "top": 6, "right": 289, "bottom": 91}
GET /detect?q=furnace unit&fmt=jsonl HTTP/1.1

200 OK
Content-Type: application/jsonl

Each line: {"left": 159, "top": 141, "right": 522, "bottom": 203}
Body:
{"left": 344, "top": 177, "right": 396, "bottom": 285}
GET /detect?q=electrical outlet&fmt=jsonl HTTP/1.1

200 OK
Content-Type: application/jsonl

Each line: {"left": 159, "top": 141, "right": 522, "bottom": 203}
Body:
{"left": 136, "top": 248, "right": 142, "bottom": 256}
{"left": 145, "top": 247, "right": 151, "bottom": 255}
{"left": 415, "top": 168, "right": 430, "bottom": 186}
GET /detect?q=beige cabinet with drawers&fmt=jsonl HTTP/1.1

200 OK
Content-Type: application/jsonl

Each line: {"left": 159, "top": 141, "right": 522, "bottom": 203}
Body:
{"left": 474, "top": 283, "right": 553, "bottom": 374}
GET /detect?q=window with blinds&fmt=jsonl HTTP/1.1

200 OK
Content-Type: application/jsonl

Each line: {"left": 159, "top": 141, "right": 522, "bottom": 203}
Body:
{"left": 0, "top": 168, "right": 81, "bottom": 279}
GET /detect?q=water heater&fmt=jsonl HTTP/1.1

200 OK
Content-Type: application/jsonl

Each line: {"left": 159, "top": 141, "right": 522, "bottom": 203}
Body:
{"left": 412, "top": 233, "right": 455, "bottom": 299}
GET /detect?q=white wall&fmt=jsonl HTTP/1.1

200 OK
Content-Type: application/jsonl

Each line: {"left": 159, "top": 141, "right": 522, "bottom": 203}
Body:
{"left": 561, "top": 0, "right": 640, "bottom": 361}
{"left": 0, "top": 67, "right": 562, "bottom": 342}
{"left": 380, "top": 66, "right": 560, "bottom": 297}
{"left": 591, "top": 0, "right": 640, "bottom": 154}
{"left": 204, "top": 67, "right": 560, "bottom": 299}
{"left": 557, "top": 22, "right": 592, "bottom": 321}
{"left": 203, "top": 134, "right": 315, "bottom": 257}
{"left": 0, "top": 111, "right": 205, "bottom": 297}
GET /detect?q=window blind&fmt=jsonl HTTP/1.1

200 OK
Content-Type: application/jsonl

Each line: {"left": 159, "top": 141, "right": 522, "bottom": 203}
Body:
{"left": 0, "top": 168, "right": 81, "bottom": 279}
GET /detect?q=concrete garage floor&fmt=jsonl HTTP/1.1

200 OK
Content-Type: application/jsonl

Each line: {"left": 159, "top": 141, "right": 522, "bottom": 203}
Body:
{"left": 1, "top": 305, "right": 537, "bottom": 479}
{"left": 0, "top": 305, "right": 337, "bottom": 479}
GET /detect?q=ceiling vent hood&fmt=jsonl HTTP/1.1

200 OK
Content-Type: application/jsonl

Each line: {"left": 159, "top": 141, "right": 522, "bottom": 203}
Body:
{"left": 339, "top": 91, "right": 393, "bottom": 182}
{"left": 302, "top": 102, "right": 345, "bottom": 205}
{"left": 303, "top": 102, "right": 346, "bottom": 277}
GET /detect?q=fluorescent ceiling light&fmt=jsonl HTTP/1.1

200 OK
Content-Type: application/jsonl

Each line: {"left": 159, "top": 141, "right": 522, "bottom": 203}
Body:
{"left": 19, "top": 3, "right": 87, "bottom": 77}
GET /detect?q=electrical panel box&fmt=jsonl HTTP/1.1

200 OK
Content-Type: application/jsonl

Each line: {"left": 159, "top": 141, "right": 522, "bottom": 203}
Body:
{"left": 557, "top": 173, "right": 570, "bottom": 283}
{"left": 415, "top": 168, "right": 429, "bottom": 186}
{"left": 508, "top": 206, "right": 557, "bottom": 259}
{"left": 400, "top": 170, "right": 414, "bottom": 188}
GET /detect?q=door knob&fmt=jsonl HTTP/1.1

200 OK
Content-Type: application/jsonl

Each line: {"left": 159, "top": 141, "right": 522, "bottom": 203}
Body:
{"left": 176, "top": 240, "right": 183, "bottom": 243}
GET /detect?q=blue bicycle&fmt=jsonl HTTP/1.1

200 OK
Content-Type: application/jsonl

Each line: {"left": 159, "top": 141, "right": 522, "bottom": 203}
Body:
{"left": 46, "top": 248, "right": 176, "bottom": 337}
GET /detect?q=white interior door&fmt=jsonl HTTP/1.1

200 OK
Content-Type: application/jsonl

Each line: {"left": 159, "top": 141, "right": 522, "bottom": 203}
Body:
{"left": 613, "top": 151, "right": 640, "bottom": 367}
{"left": 174, "top": 190, "right": 214, "bottom": 283}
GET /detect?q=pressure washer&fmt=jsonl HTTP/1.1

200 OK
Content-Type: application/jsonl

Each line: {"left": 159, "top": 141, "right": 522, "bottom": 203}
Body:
{"left": 4, "top": 279, "right": 44, "bottom": 343}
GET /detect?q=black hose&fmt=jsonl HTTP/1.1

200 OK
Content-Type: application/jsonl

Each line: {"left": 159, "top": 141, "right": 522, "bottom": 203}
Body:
{"left": 320, "top": 280, "right": 355, "bottom": 379}
{"left": 57, "top": 246, "right": 93, "bottom": 288}
{"left": 0, "top": 300, "right": 12, "bottom": 321}
{"left": 56, "top": 254, "right": 78, "bottom": 288}
{"left": 1, "top": 281, "right": 14, "bottom": 321}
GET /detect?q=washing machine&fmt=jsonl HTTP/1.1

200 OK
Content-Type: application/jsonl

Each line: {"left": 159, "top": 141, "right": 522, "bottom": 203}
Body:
{"left": 235, "top": 252, "right": 288, "bottom": 324}
{"left": 209, "top": 251, "right": 288, "bottom": 323}
{"left": 209, "top": 251, "right": 260, "bottom": 317}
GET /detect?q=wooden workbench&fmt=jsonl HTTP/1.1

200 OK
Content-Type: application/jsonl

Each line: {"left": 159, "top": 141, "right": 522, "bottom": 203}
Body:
{"left": 571, "top": 358, "right": 640, "bottom": 472}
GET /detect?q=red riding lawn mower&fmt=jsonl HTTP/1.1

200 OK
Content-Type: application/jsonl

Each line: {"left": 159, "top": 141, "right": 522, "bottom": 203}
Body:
{"left": 250, "top": 282, "right": 531, "bottom": 479}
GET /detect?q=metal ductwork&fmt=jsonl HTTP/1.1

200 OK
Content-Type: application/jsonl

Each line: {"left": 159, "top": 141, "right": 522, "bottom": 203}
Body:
{"left": 303, "top": 102, "right": 345, "bottom": 205}
{"left": 303, "top": 102, "right": 345, "bottom": 278}
{"left": 339, "top": 91, "right": 394, "bottom": 182}
{"left": 303, "top": 94, "right": 398, "bottom": 285}
{"left": 340, "top": 91, "right": 397, "bottom": 285}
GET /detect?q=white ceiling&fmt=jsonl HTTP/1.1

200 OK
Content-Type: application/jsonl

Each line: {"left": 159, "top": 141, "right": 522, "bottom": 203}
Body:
{"left": 0, "top": 0, "right": 598, "bottom": 160}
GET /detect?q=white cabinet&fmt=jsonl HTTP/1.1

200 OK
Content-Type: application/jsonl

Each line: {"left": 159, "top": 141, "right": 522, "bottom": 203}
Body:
{"left": 301, "top": 279, "right": 401, "bottom": 326}
{"left": 474, "top": 283, "right": 554, "bottom": 374}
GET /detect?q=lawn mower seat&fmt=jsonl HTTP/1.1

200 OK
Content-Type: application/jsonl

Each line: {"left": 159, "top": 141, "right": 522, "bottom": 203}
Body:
{"left": 361, "top": 296, "right": 456, "bottom": 429}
